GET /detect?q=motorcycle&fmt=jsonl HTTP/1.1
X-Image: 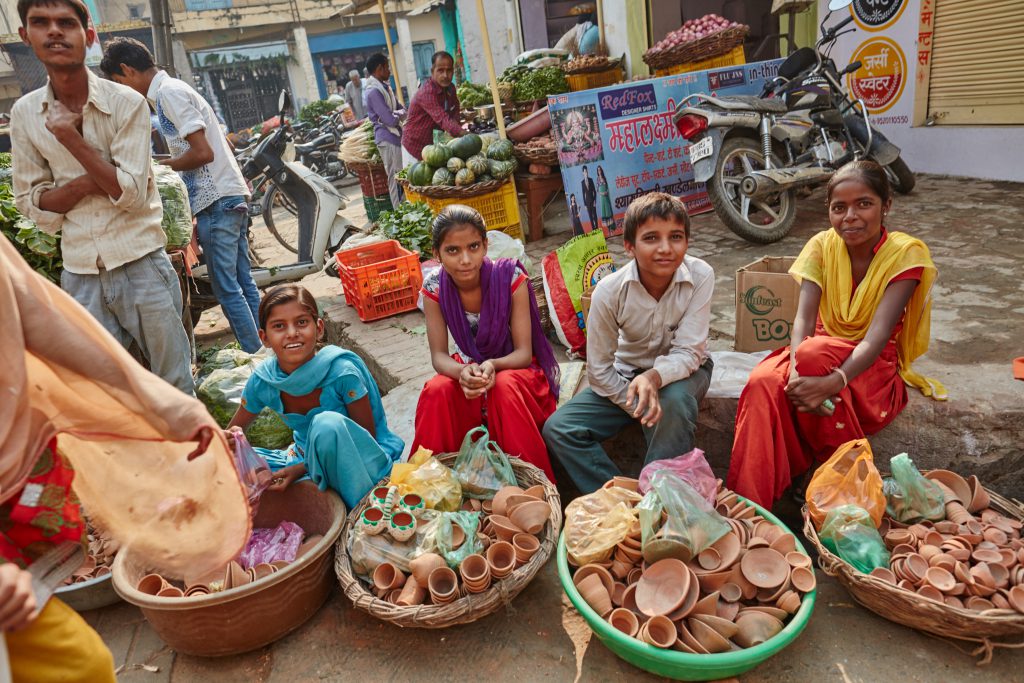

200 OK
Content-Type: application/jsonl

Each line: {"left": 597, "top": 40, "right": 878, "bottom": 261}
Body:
{"left": 188, "top": 90, "right": 355, "bottom": 325}
{"left": 672, "top": 0, "right": 915, "bottom": 244}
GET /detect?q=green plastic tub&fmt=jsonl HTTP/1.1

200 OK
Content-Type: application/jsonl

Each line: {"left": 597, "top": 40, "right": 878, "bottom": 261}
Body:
{"left": 557, "top": 498, "right": 817, "bottom": 681}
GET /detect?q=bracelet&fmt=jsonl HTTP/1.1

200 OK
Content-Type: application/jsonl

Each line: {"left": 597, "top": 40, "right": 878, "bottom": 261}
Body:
{"left": 833, "top": 367, "right": 848, "bottom": 389}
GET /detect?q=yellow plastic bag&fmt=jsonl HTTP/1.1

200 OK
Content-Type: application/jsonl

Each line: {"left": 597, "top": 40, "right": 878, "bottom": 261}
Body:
{"left": 390, "top": 447, "right": 463, "bottom": 512}
{"left": 564, "top": 486, "right": 642, "bottom": 566}
{"left": 807, "top": 439, "right": 886, "bottom": 531}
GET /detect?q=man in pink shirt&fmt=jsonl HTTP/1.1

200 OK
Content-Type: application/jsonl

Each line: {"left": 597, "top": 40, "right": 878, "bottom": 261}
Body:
{"left": 401, "top": 51, "right": 463, "bottom": 164}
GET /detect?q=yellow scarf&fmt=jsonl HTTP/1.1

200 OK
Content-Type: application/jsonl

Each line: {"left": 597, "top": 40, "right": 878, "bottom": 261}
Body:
{"left": 789, "top": 228, "right": 947, "bottom": 400}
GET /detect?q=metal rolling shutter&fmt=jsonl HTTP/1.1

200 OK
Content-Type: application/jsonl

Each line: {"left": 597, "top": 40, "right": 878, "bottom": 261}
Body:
{"left": 928, "top": 0, "right": 1024, "bottom": 125}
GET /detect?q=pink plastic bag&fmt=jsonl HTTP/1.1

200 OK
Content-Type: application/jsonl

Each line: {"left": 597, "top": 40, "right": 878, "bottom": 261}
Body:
{"left": 638, "top": 449, "right": 718, "bottom": 506}
{"left": 239, "top": 521, "right": 304, "bottom": 568}
{"left": 231, "top": 429, "right": 273, "bottom": 515}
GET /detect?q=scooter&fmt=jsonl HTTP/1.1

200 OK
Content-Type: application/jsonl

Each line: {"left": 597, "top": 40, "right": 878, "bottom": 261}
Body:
{"left": 186, "top": 91, "right": 355, "bottom": 324}
{"left": 672, "top": 0, "right": 914, "bottom": 244}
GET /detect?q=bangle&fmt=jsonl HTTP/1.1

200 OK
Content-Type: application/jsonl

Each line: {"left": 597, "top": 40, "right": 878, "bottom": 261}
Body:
{"left": 833, "top": 367, "right": 848, "bottom": 389}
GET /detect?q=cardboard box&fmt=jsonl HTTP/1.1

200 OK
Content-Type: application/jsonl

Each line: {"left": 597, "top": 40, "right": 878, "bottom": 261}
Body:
{"left": 580, "top": 285, "right": 595, "bottom": 329}
{"left": 734, "top": 256, "right": 800, "bottom": 352}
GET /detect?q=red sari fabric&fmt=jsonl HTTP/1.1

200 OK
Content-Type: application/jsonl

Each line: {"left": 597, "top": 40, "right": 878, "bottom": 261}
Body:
{"left": 726, "top": 333, "right": 907, "bottom": 508}
{"left": 411, "top": 366, "right": 557, "bottom": 482}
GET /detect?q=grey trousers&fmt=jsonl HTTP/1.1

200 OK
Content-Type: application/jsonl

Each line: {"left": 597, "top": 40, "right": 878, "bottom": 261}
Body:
{"left": 379, "top": 140, "right": 405, "bottom": 210}
{"left": 61, "top": 250, "right": 195, "bottom": 395}
{"left": 542, "top": 360, "right": 713, "bottom": 494}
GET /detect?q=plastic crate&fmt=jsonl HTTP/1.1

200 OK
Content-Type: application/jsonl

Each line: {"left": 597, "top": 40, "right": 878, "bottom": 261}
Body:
{"left": 566, "top": 66, "right": 625, "bottom": 92}
{"left": 362, "top": 193, "right": 393, "bottom": 224}
{"left": 404, "top": 179, "right": 524, "bottom": 242}
{"left": 353, "top": 164, "right": 390, "bottom": 197}
{"left": 653, "top": 45, "right": 746, "bottom": 77}
{"left": 334, "top": 240, "right": 423, "bottom": 322}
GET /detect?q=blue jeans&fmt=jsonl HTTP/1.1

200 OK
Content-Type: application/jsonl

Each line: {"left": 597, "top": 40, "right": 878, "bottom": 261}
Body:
{"left": 542, "top": 360, "right": 714, "bottom": 494}
{"left": 195, "top": 195, "right": 261, "bottom": 352}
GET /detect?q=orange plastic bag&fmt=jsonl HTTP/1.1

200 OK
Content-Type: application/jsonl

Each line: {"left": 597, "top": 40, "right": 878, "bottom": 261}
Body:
{"left": 806, "top": 439, "right": 885, "bottom": 531}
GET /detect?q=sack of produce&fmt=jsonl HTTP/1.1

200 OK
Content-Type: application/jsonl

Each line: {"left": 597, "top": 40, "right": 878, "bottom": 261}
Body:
{"left": 806, "top": 439, "right": 886, "bottom": 530}
{"left": 541, "top": 229, "right": 614, "bottom": 356}
{"left": 883, "top": 453, "right": 946, "bottom": 523}
{"left": 196, "top": 360, "right": 293, "bottom": 450}
{"left": 638, "top": 470, "right": 730, "bottom": 563}
{"left": 152, "top": 162, "right": 193, "bottom": 248}
{"left": 452, "top": 426, "right": 517, "bottom": 500}
{"left": 819, "top": 504, "right": 891, "bottom": 574}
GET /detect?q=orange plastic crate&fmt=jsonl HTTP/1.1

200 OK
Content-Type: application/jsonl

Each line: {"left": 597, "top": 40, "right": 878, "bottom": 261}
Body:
{"left": 334, "top": 240, "right": 423, "bottom": 322}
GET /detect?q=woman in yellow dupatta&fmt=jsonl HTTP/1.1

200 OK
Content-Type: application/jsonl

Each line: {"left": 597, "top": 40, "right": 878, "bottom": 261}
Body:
{"left": 727, "top": 161, "right": 946, "bottom": 508}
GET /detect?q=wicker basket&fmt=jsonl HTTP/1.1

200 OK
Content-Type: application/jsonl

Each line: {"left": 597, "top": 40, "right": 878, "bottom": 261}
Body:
{"left": 334, "top": 453, "right": 562, "bottom": 629}
{"left": 398, "top": 177, "right": 510, "bottom": 200}
{"left": 513, "top": 144, "right": 559, "bottom": 167}
{"left": 802, "top": 483, "right": 1024, "bottom": 664}
{"left": 643, "top": 25, "right": 749, "bottom": 70}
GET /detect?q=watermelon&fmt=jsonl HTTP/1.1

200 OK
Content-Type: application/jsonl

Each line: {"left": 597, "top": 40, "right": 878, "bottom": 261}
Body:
{"left": 455, "top": 168, "right": 476, "bottom": 186}
{"left": 449, "top": 133, "right": 483, "bottom": 160}
{"left": 447, "top": 156, "right": 465, "bottom": 173}
{"left": 466, "top": 155, "right": 489, "bottom": 176}
{"left": 488, "top": 159, "right": 515, "bottom": 180}
{"left": 432, "top": 167, "right": 454, "bottom": 186}
{"left": 477, "top": 173, "right": 494, "bottom": 183}
{"left": 486, "top": 139, "right": 514, "bottom": 161}
{"left": 408, "top": 162, "right": 435, "bottom": 186}
{"left": 422, "top": 144, "right": 452, "bottom": 167}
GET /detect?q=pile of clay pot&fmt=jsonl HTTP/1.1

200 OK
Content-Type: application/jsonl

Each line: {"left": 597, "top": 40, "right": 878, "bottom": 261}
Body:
{"left": 571, "top": 478, "right": 814, "bottom": 653}
{"left": 869, "top": 469, "right": 1024, "bottom": 614}
{"left": 364, "top": 484, "right": 552, "bottom": 606}
{"left": 134, "top": 531, "right": 322, "bottom": 599}
{"left": 63, "top": 524, "right": 117, "bottom": 586}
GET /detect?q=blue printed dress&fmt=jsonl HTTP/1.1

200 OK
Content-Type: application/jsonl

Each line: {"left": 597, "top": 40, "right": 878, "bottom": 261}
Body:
{"left": 241, "top": 346, "right": 404, "bottom": 508}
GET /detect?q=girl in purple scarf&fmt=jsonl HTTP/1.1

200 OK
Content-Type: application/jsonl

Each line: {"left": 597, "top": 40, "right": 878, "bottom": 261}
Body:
{"left": 412, "top": 205, "right": 559, "bottom": 482}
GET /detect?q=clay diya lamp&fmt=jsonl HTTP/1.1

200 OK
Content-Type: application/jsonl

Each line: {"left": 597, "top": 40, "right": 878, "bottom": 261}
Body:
{"left": 635, "top": 559, "right": 689, "bottom": 618}
{"left": 683, "top": 618, "right": 729, "bottom": 653}
{"left": 719, "top": 582, "right": 743, "bottom": 603}
{"left": 638, "top": 615, "right": 676, "bottom": 649}
{"left": 503, "top": 494, "right": 536, "bottom": 516}
{"left": 372, "top": 562, "right": 407, "bottom": 592}
{"left": 1008, "top": 585, "right": 1024, "bottom": 613}
{"left": 227, "top": 561, "right": 249, "bottom": 590}
{"left": 987, "top": 562, "right": 1010, "bottom": 589}
{"left": 607, "top": 607, "right": 639, "bottom": 637}
{"left": 944, "top": 595, "right": 965, "bottom": 609}
{"left": 676, "top": 621, "right": 710, "bottom": 654}
{"left": 697, "top": 547, "right": 722, "bottom": 571}
{"left": 252, "top": 563, "right": 276, "bottom": 581}
{"left": 399, "top": 493, "right": 425, "bottom": 516}
{"left": 786, "top": 552, "right": 812, "bottom": 569}
{"left": 709, "top": 531, "right": 741, "bottom": 569}
{"left": 734, "top": 611, "right": 785, "bottom": 648}
{"left": 157, "top": 586, "right": 184, "bottom": 598}
{"left": 945, "top": 501, "right": 975, "bottom": 526}
{"left": 626, "top": 568, "right": 643, "bottom": 586}
{"left": 574, "top": 564, "right": 615, "bottom": 596}
{"left": 746, "top": 537, "right": 770, "bottom": 550}
{"left": 665, "top": 571, "right": 701, "bottom": 621}
{"left": 919, "top": 545, "right": 942, "bottom": 562}
{"left": 183, "top": 585, "right": 210, "bottom": 598}
{"left": 902, "top": 553, "right": 929, "bottom": 583}
{"left": 610, "top": 582, "right": 628, "bottom": 607}
{"left": 486, "top": 542, "right": 517, "bottom": 579}
{"left": 691, "top": 613, "right": 739, "bottom": 640}
{"left": 480, "top": 499, "right": 493, "bottom": 515}
{"left": 510, "top": 500, "right": 550, "bottom": 535}
{"left": 769, "top": 533, "right": 797, "bottom": 556}
{"left": 965, "top": 596, "right": 995, "bottom": 611}
{"left": 983, "top": 527, "right": 1009, "bottom": 547}
{"left": 929, "top": 553, "right": 957, "bottom": 571}
{"left": 137, "top": 573, "right": 170, "bottom": 596}
{"left": 966, "top": 475, "right": 991, "bottom": 513}
{"left": 576, "top": 573, "right": 613, "bottom": 617}
{"left": 512, "top": 533, "right": 540, "bottom": 566}
{"left": 790, "top": 566, "right": 816, "bottom": 594}
{"left": 491, "top": 486, "right": 525, "bottom": 517}
{"left": 297, "top": 534, "right": 324, "bottom": 558}
{"left": 740, "top": 605, "right": 789, "bottom": 621}
{"left": 758, "top": 576, "right": 793, "bottom": 604}
{"left": 776, "top": 590, "right": 802, "bottom": 614}
{"left": 991, "top": 592, "right": 1011, "bottom": 610}
{"left": 409, "top": 553, "right": 446, "bottom": 584}
{"left": 371, "top": 486, "right": 392, "bottom": 509}
{"left": 388, "top": 511, "right": 417, "bottom": 543}
{"left": 620, "top": 582, "right": 642, "bottom": 616}
{"left": 360, "top": 506, "right": 388, "bottom": 536}
{"left": 916, "top": 585, "right": 943, "bottom": 603}
{"left": 488, "top": 515, "right": 522, "bottom": 543}
{"left": 523, "top": 484, "right": 546, "bottom": 500}
{"left": 972, "top": 548, "right": 1003, "bottom": 565}
{"left": 427, "top": 566, "right": 459, "bottom": 605}
{"left": 925, "top": 470, "right": 971, "bottom": 504}
{"left": 728, "top": 564, "right": 760, "bottom": 600}
{"left": 754, "top": 521, "right": 783, "bottom": 544}
{"left": 459, "top": 554, "right": 491, "bottom": 593}
{"left": 740, "top": 548, "right": 789, "bottom": 590}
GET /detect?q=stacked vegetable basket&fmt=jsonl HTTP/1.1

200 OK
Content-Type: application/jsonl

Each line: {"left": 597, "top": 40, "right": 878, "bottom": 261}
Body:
{"left": 339, "top": 121, "right": 392, "bottom": 221}
{"left": 643, "top": 14, "right": 749, "bottom": 76}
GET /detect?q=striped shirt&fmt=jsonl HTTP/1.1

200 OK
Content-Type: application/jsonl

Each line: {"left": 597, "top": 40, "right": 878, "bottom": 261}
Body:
{"left": 11, "top": 70, "right": 165, "bottom": 274}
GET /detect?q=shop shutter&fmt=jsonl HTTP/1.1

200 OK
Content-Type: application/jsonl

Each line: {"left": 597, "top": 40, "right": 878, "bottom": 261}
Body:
{"left": 928, "top": 0, "right": 1024, "bottom": 125}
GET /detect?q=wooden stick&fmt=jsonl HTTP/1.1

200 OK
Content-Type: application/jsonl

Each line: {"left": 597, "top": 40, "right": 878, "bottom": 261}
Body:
{"left": 377, "top": 0, "right": 406, "bottom": 106}
{"left": 474, "top": 0, "right": 507, "bottom": 138}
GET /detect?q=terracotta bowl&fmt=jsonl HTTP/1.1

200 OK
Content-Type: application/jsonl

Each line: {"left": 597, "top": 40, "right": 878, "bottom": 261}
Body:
{"left": 740, "top": 548, "right": 790, "bottom": 589}
{"left": 635, "top": 559, "right": 690, "bottom": 617}
{"left": 507, "top": 106, "right": 551, "bottom": 143}
{"left": 111, "top": 482, "right": 345, "bottom": 657}
{"left": 491, "top": 486, "right": 525, "bottom": 517}
{"left": 924, "top": 469, "right": 971, "bottom": 505}
{"left": 510, "top": 500, "right": 551, "bottom": 535}
{"left": 488, "top": 515, "right": 522, "bottom": 542}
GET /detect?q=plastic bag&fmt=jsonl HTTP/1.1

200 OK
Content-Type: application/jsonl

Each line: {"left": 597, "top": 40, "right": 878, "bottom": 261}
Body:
{"left": 541, "top": 230, "right": 614, "bottom": 355}
{"left": 196, "top": 359, "right": 293, "bottom": 449}
{"left": 349, "top": 509, "right": 442, "bottom": 577}
{"left": 883, "top": 453, "right": 945, "bottom": 523}
{"left": 486, "top": 230, "right": 532, "bottom": 272}
{"left": 705, "top": 351, "right": 771, "bottom": 399}
{"left": 819, "top": 504, "right": 891, "bottom": 574}
{"left": 639, "top": 471, "right": 730, "bottom": 563}
{"left": 638, "top": 448, "right": 718, "bottom": 506}
{"left": 806, "top": 439, "right": 886, "bottom": 531}
{"left": 390, "top": 447, "right": 463, "bottom": 512}
{"left": 564, "top": 486, "right": 641, "bottom": 566}
{"left": 431, "top": 511, "right": 483, "bottom": 567}
{"left": 231, "top": 431, "right": 273, "bottom": 515}
{"left": 452, "top": 427, "right": 517, "bottom": 500}
{"left": 238, "top": 521, "right": 304, "bottom": 568}
{"left": 152, "top": 162, "right": 193, "bottom": 248}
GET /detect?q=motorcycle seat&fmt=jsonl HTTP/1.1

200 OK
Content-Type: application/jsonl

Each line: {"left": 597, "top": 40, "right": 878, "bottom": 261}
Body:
{"left": 295, "top": 134, "right": 335, "bottom": 155}
{"left": 703, "top": 94, "right": 788, "bottom": 113}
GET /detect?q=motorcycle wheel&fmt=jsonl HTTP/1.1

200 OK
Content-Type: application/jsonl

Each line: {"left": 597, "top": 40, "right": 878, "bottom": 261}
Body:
{"left": 706, "top": 136, "right": 797, "bottom": 244}
{"left": 261, "top": 184, "right": 299, "bottom": 254}
{"left": 883, "top": 156, "right": 916, "bottom": 195}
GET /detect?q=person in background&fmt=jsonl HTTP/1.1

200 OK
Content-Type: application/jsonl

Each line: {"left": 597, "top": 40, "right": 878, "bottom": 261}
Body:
{"left": 544, "top": 193, "right": 714, "bottom": 494}
{"left": 345, "top": 69, "right": 366, "bottom": 120}
{"left": 100, "top": 37, "right": 262, "bottom": 354}
{"left": 402, "top": 50, "right": 463, "bottom": 166}
{"left": 364, "top": 53, "right": 405, "bottom": 209}
{"left": 11, "top": 0, "right": 194, "bottom": 396}
{"left": 554, "top": 4, "right": 600, "bottom": 55}
{"left": 581, "top": 166, "right": 598, "bottom": 233}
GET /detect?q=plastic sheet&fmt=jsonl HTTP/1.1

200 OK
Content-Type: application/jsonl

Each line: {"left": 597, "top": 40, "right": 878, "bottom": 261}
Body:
{"left": 348, "top": 509, "right": 441, "bottom": 577}
{"left": 431, "top": 511, "right": 484, "bottom": 567}
{"left": 153, "top": 162, "right": 193, "bottom": 248}
{"left": 564, "top": 486, "right": 642, "bottom": 566}
{"left": 819, "top": 504, "right": 891, "bottom": 574}
{"left": 639, "top": 471, "right": 730, "bottom": 563}
{"left": 705, "top": 350, "right": 771, "bottom": 399}
{"left": 452, "top": 427, "right": 517, "bottom": 500}
{"left": 391, "top": 447, "right": 463, "bottom": 512}
{"left": 230, "top": 431, "right": 273, "bottom": 516}
{"left": 883, "top": 453, "right": 946, "bottom": 523}
{"left": 238, "top": 521, "right": 304, "bottom": 568}
{"left": 196, "top": 354, "right": 292, "bottom": 449}
{"left": 637, "top": 448, "right": 718, "bottom": 506}
{"left": 806, "top": 439, "right": 886, "bottom": 531}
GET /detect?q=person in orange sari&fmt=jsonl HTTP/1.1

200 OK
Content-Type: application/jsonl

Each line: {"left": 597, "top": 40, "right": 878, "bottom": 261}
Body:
{"left": 727, "top": 160, "right": 946, "bottom": 509}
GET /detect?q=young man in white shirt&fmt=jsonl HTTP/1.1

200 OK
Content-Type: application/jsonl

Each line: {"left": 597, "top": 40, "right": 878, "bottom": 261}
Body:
{"left": 11, "top": 0, "right": 194, "bottom": 395}
{"left": 543, "top": 192, "right": 715, "bottom": 494}
{"left": 101, "top": 37, "right": 262, "bottom": 353}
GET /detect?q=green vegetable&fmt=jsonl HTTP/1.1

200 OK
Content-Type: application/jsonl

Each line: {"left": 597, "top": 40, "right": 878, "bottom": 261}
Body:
{"left": 498, "top": 64, "right": 532, "bottom": 84}
{"left": 196, "top": 363, "right": 293, "bottom": 449}
{"left": 408, "top": 162, "right": 435, "bottom": 187}
{"left": 0, "top": 154, "right": 62, "bottom": 283}
{"left": 456, "top": 82, "right": 492, "bottom": 108}
{"left": 512, "top": 66, "right": 569, "bottom": 102}
{"left": 449, "top": 133, "right": 483, "bottom": 160}
{"left": 432, "top": 167, "right": 454, "bottom": 186}
{"left": 152, "top": 163, "right": 193, "bottom": 248}
{"left": 455, "top": 168, "right": 476, "bottom": 186}
{"left": 466, "top": 155, "right": 489, "bottom": 176}
{"left": 446, "top": 157, "right": 465, "bottom": 173}
{"left": 298, "top": 99, "right": 341, "bottom": 124}
{"left": 422, "top": 144, "right": 452, "bottom": 167}
{"left": 486, "top": 139, "right": 515, "bottom": 161}
{"left": 377, "top": 201, "right": 434, "bottom": 256}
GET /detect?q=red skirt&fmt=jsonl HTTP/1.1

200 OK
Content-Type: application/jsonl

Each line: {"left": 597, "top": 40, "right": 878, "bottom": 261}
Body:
{"left": 726, "top": 335, "right": 907, "bottom": 509}
{"left": 411, "top": 366, "right": 557, "bottom": 482}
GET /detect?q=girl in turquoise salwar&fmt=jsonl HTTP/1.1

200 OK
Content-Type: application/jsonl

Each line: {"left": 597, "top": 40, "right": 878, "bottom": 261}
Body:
{"left": 227, "top": 285, "right": 403, "bottom": 508}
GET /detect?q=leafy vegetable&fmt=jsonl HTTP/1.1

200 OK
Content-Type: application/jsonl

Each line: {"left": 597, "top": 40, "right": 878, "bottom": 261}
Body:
{"left": 339, "top": 120, "right": 381, "bottom": 164}
{"left": 152, "top": 163, "right": 193, "bottom": 248}
{"left": 513, "top": 66, "right": 570, "bottom": 102}
{"left": 0, "top": 154, "right": 62, "bottom": 283}
{"left": 298, "top": 99, "right": 341, "bottom": 124}
{"left": 377, "top": 201, "right": 434, "bottom": 256}
{"left": 457, "top": 82, "right": 492, "bottom": 108}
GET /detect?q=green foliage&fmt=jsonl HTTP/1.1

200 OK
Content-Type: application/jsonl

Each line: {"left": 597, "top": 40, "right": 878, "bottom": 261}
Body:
{"left": 377, "top": 201, "right": 434, "bottom": 256}
{"left": 0, "top": 158, "right": 62, "bottom": 283}
{"left": 456, "top": 82, "right": 491, "bottom": 108}
{"left": 299, "top": 99, "right": 341, "bottom": 124}
{"left": 512, "top": 66, "right": 569, "bottom": 102}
